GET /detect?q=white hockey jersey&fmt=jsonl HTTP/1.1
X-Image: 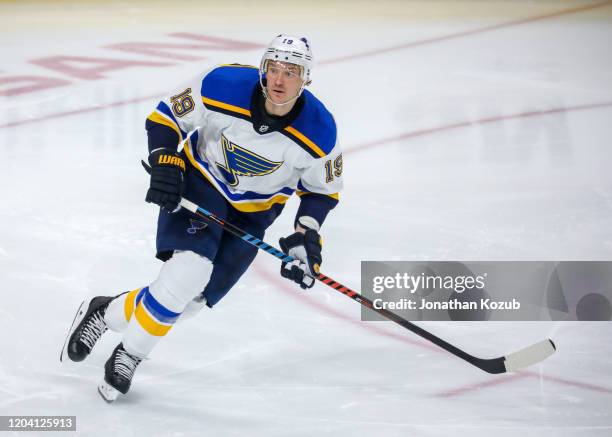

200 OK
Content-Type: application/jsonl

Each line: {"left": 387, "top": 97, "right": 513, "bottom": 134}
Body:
{"left": 146, "top": 64, "right": 342, "bottom": 219}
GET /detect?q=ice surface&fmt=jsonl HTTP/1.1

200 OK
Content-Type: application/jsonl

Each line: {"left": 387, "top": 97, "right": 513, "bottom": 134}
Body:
{"left": 1, "top": 1, "right": 611, "bottom": 436}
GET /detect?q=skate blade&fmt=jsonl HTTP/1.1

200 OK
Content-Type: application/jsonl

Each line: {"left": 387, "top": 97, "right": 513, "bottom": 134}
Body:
{"left": 59, "top": 299, "right": 87, "bottom": 363}
{"left": 98, "top": 381, "right": 120, "bottom": 403}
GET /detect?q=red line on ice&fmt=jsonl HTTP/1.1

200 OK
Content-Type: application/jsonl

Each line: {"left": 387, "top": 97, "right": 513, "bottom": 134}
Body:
{"left": 1, "top": 0, "right": 611, "bottom": 130}
{"left": 0, "top": 93, "right": 163, "bottom": 129}
{"left": 435, "top": 370, "right": 612, "bottom": 398}
{"left": 319, "top": 0, "right": 612, "bottom": 65}
{"left": 523, "top": 370, "right": 612, "bottom": 395}
{"left": 435, "top": 373, "right": 528, "bottom": 397}
{"left": 345, "top": 101, "right": 612, "bottom": 156}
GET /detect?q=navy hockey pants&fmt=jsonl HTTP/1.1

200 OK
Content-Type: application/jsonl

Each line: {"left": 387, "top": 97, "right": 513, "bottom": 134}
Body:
{"left": 155, "top": 170, "right": 284, "bottom": 307}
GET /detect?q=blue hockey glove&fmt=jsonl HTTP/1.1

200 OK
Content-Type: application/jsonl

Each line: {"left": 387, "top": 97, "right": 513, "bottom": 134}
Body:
{"left": 279, "top": 228, "right": 322, "bottom": 289}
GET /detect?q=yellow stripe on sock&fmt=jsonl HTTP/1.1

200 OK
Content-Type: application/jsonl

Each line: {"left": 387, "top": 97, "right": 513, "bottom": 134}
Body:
{"left": 124, "top": 289, "right": 140, "bottom": 322}
{"left": 134, "top": 303, "right": 172, "bottom": 337}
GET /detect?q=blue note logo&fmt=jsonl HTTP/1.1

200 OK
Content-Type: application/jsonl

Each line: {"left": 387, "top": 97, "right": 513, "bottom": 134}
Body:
{"left": 187, "top": 219, "right": 208, "bottom": 235}
{"left": 216, "top": 134, "right": 283, "bottom": 187}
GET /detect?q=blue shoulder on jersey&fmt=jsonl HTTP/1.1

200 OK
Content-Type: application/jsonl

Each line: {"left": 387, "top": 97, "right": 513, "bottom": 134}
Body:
{"left": 282, "top": 90, "right": 337, "bottom": 159}
{"left": 200, "top": 65, "right": 258, "bottom": 121}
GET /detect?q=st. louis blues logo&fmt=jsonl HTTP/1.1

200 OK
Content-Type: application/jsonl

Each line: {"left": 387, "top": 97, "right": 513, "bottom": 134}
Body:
{"left": 187, "top": 219, "right": 208, "bottom": 235}
{"left": 215, "top": 134, "right": 283, "bottom": 187}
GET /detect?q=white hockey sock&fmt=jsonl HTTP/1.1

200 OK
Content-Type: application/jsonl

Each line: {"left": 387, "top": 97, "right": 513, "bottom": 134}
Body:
{"left": 104, "top": 289, "right": 145, "bottom": 333}
{"left": 120, "top": 251, "right": 214, "bottom": 358}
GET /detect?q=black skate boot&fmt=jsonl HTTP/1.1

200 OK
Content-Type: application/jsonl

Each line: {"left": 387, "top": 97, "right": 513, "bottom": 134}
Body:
{"left": 60, "top": 296, "right": 113, "bottom": 362}
{"left": 98, "top": 343, "right": 143, "bottom": 403}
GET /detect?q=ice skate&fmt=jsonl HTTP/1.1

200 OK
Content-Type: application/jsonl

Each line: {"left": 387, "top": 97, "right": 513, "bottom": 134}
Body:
{"left": 60, "top": 295, "right": 113, "bottom": 362}
{"left": 98, "top": 343, "right": 143, "bottom": 403}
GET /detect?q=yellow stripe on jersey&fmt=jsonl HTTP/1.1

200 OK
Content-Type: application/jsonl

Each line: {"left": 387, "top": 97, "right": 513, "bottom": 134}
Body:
{"left": 284, "top": 126, "right": 326, "bottom": 158}
{"left": 184, "top": 140, "right": 291, "bottom": 212}
{"left": 202, "top": 97, "right": 251, "bottom": 118}
{"left": 231, "top": 193, "right": 291, "bottom": 212}
{"left": 134, "top": 302, "right": 172, "bottom": 337}
{"left": 147, "top": 111, "right": 183, "bottom": 140}
{"left": 296, "top": 191, "right": 339, "bottom": 201}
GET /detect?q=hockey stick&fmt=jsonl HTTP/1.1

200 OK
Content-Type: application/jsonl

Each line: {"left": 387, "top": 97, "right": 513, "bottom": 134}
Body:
{"left": 178, "top": 198, "right": 555, "bottom": 374}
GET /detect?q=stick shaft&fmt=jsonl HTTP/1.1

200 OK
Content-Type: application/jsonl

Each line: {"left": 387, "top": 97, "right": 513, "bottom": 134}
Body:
{"left": 179, "top": 198, "right": 506, "bottom": 373}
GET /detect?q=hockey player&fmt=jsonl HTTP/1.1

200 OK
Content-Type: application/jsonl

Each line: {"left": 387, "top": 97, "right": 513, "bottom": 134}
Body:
{"left": 60, "top": 34, "right": 343, "bottom": 402}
